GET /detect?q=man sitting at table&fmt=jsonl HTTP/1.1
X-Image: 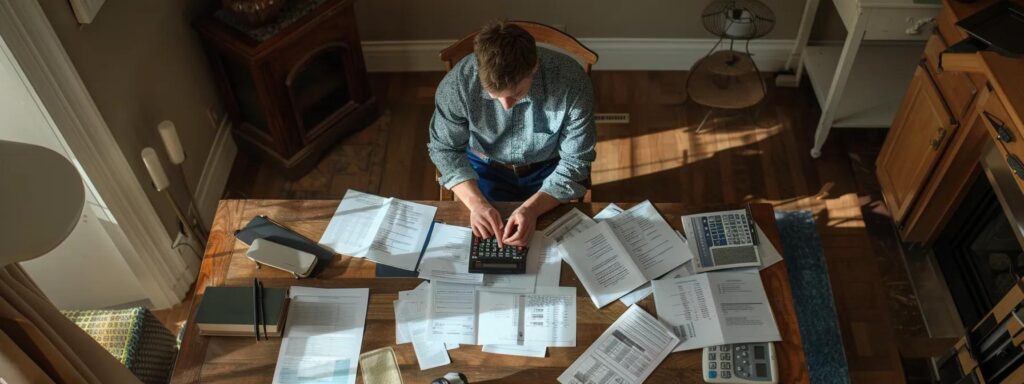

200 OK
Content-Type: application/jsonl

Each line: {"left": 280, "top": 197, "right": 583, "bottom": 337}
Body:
{"left": 428, "top": 21, "right": 597, "bottom": 248}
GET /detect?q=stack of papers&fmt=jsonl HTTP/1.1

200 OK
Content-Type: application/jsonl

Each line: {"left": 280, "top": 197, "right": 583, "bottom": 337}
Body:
{"left": 556, "top": 201, "right": 692, "bottom": 308}
{"left": 320, "top": 190, "right": 437, "bottom": 271}
{"left": 393, "top": 227, "right": 572, "bottom": 368}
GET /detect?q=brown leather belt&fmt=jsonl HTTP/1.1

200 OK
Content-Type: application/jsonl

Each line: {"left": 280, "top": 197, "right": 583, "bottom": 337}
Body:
{"left": 471, "top": 149, "right": 559, "bottom": 178}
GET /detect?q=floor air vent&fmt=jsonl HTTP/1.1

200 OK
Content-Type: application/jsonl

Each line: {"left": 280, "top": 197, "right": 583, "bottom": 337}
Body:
{"left": 595, "top": 113, "right": 630, "bottom": 124}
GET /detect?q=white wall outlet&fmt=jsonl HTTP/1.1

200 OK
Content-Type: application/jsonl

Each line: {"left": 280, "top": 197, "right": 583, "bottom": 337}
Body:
{"left": 171, "top": 230, "right": 202, "bottom": 263}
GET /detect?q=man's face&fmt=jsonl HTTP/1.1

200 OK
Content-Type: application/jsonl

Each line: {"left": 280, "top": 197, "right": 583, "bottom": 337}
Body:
{"left": 485, "top": 65, "right": 538, "bottom": 111}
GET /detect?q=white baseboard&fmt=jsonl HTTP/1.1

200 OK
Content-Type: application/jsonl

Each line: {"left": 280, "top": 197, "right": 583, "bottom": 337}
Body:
{"left": 195, "top": 118, "right": 236, "bottom": 229}
{"left": 362, "top": 38, "right": 796, "bottom": 72}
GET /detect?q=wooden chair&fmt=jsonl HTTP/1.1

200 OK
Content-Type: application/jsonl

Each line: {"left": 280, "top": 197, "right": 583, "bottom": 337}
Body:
{"left": 436, "top": 21, "right": 598, "bottom": 202}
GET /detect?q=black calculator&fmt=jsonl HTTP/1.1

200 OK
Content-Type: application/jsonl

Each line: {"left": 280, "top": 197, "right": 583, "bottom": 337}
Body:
{"left": 468, "top": 236, "right": 528, "bottom": 274}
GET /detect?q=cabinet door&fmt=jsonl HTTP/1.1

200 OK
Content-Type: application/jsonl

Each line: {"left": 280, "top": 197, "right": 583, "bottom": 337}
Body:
{"left": 877, "top": 65, "right": 958, "bottom": 224}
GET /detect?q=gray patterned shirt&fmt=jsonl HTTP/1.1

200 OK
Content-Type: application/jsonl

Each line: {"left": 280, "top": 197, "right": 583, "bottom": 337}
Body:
{"left": 427, "top": 48, "right": 597, "bottom": 201}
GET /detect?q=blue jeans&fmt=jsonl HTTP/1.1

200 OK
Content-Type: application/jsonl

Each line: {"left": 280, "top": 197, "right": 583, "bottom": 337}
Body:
{"left": 467, "top": 150, "right": 558, "bottom": 202}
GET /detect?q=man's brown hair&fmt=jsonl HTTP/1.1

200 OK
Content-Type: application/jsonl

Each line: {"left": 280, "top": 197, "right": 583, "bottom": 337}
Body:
{"left": 474, "top": 21, "right": 538, "bottom": 92}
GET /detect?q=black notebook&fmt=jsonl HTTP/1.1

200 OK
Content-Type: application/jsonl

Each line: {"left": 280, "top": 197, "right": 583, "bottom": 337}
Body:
{"left": 195, "top": 286, "right": 289, "bottom": 337}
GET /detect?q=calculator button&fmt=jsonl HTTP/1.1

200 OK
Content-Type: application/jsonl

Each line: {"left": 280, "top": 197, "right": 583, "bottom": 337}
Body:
{"left": 737, "top": 366, "right": 745, "bottom": 372}
{"left": 740, "top": 352, "right": 748, "bottom": 358}
{"left": 721, "top": 362, "right": 731, "bottom": 370}
{"left": 721, "top": 372, "right": 731, "bottom": 378}
{"left": 709, "top": 353, "right": 716, "bottom": 360}
{"left": 720, "top": 345, "right": 730, "bottom": 351}
{"left": 721, "top": 353, "right": 730, "bottom": 360}
{"left": 708, "top": 346, "right": 717, "bottom": 351}
{"left": 708, "top": 371, "right": 717, "bottom": 379}
{"left": 709, "top": 362, "right": 716, "bottom": 369}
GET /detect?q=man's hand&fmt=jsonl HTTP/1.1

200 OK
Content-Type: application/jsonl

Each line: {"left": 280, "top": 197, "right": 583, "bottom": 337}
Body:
{"left": 503, "top": 206, "right": 538, "bottom": 247}
{"left": 469, "top": 202, "right": 505, "bottom": 246}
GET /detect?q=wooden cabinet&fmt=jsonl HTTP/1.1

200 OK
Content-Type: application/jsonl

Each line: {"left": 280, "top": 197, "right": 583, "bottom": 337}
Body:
{"left": 877, "top": 0, "right": 1024, "bottom": 243}
{"left": 877, "top": 65, "right": 958, "bottom": 224}
{"left": 196, "top": 0, "right": 378, "bottom": 179}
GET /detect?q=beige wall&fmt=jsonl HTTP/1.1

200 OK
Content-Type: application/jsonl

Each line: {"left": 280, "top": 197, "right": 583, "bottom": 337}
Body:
{"left": 810, "top": 0, "right": 848, "bottom": 41}
{"left": 355, "top": 0, "right": 804, "bottom": 40}
{"left": 38, "top": 0, "right": 221, "bottom": 238}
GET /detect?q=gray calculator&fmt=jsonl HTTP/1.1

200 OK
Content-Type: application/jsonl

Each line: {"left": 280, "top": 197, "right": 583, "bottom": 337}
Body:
{"left": 702, "top": 342, "right": 778, "bottom": 383}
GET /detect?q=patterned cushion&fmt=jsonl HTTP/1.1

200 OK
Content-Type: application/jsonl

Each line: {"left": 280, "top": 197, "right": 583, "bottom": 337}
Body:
{"left": 62, "top": 307, "right": 178, "bottom": 384}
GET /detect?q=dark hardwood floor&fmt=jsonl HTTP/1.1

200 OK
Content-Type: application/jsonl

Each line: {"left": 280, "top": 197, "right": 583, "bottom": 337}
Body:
{"left": 157, "top": 71, "right": 934, "bottom": 383}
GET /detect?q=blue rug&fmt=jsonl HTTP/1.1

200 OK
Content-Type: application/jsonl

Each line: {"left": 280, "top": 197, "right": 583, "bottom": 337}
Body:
{"left": 776, "top": 211, "right": 851, "bottom": 384}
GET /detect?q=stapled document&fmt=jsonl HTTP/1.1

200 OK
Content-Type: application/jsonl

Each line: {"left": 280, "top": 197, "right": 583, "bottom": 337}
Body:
{"left": 652, "top": 268, "right": 781, "bottom": 351}
{"left": 320, "top": 189, "right": 437, "bottom": 271}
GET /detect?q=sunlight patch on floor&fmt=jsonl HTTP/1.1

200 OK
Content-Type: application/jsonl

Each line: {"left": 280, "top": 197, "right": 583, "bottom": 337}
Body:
{"left": 592, "top": 123, "right": 782, "bottom": 185}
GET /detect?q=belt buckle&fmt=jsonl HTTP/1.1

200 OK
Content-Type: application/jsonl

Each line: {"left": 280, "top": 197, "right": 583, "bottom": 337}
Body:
{"left": 511, "top": 163, "right": 524, "bottom": 177}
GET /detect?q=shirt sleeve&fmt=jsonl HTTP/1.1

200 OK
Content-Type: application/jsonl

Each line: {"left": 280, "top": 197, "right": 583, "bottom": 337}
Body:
{"left": 427, "top": 72, "right": 477, "bottom": 190}
{"left": 539, "top": 79, "right": 597, "bottom": 201}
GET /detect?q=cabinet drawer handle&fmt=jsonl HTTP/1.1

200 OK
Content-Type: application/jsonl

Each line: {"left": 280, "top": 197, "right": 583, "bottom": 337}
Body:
{"left": 984, "top": 112, "right": 1014, "bottom": 143}
{"left": 1008, "top": 155, "right": 1024, "bottom": 181}
{"left": 930, "top": 127, "right": 948, "bottom": 150}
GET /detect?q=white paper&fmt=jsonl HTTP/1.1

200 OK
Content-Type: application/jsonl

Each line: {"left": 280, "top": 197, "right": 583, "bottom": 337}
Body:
{"left": 652, "top": 269, "right": 780, "bottom": 351}
{"left": 533, "top": 236, "right": 563, "bottom": 289}
{"left": 412, "top": 336, "right": 451, "bottom": 370}
{"left": 395, "top": 282, "right": 430, "bottom": 344}
{"left": 542, "top": 208, "right": 597, "bottom": 243}
{"left": 559, "top": 221, "right": 647, "bottom": 308}
{"left": 606, "top": 200, "right": 690, "bottom": 279}
{"left": 272, "top": 287, "right": 369, "bottom": 384}
{"left": 428, "top": 282, "right": 478, "bottom": 345}
{"left": 482, "top": 344, "right": 547, "bottom": 357}
{"left": 618, "top": 240, "right": 697, "bottom": 307}
{"left": 367, "top": 199, "right": 437, "bottom": 270}
{"left": 557, "top": 305, "right": 678, "bottom": 384}
{"left": 593, "top": 203, "right": 624, "bottom": 221}
{"left": 417, "top": 224, "right": 483, "bottom": 284}
{"left": 320, "top": 190, "right": 437, "bottom": 271}
{"left": 756, "top": 224, "right": 783, "bottom": 269}
{"left": 476, "top": 291, "right": 521, "bottom": 345}
{"left": 477, "top": 287, "right": 576, "bottom": 348}
{"left": 523, "top": 287, "right": 576, "bottom": 347}
{"left": 320, "top": 189, "right": 388, "bottom": 256}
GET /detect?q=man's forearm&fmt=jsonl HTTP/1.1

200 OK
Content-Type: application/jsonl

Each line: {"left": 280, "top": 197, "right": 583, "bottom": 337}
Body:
{"left": 520, "top": 191, "right": 560, "bottom": 217}
{"left": 451, "top": 180, "right": 490, "bottom": 211}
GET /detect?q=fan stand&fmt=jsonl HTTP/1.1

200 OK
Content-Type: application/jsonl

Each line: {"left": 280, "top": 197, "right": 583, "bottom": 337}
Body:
{"left": 686, "top": 38, "right": 767, "bottom": 133}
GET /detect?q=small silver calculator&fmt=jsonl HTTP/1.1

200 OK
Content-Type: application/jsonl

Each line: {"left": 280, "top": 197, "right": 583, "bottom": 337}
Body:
{"left": 702, "top": 342, "right": 778, "bottom": 383}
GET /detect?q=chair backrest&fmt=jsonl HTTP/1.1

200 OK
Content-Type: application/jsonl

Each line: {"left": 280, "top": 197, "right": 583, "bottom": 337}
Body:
{"left": 439, "top": 21, "right": 598, "bottom": 73}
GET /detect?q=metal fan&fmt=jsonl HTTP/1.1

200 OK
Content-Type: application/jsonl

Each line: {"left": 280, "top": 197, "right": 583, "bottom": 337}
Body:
{"left": 687, "top": 0, "right": 776, "bottom": 133}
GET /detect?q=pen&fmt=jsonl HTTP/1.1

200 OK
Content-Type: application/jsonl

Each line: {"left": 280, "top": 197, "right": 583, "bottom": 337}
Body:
{"left": 258, "top": 280, "right": 268, "bottom": 339}
{"left": 252, "top": 277, "right": 260, "bottom": 341}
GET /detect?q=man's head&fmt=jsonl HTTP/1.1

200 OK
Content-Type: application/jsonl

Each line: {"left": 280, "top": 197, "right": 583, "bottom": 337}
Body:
{"left": 474, "top": 21, "right": 538, "bottom": 110}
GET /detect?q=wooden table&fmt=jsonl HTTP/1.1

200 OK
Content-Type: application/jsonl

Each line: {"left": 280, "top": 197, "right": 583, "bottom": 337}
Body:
{"left": 169, "top": 200, "right": 809, "bottom": 383}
